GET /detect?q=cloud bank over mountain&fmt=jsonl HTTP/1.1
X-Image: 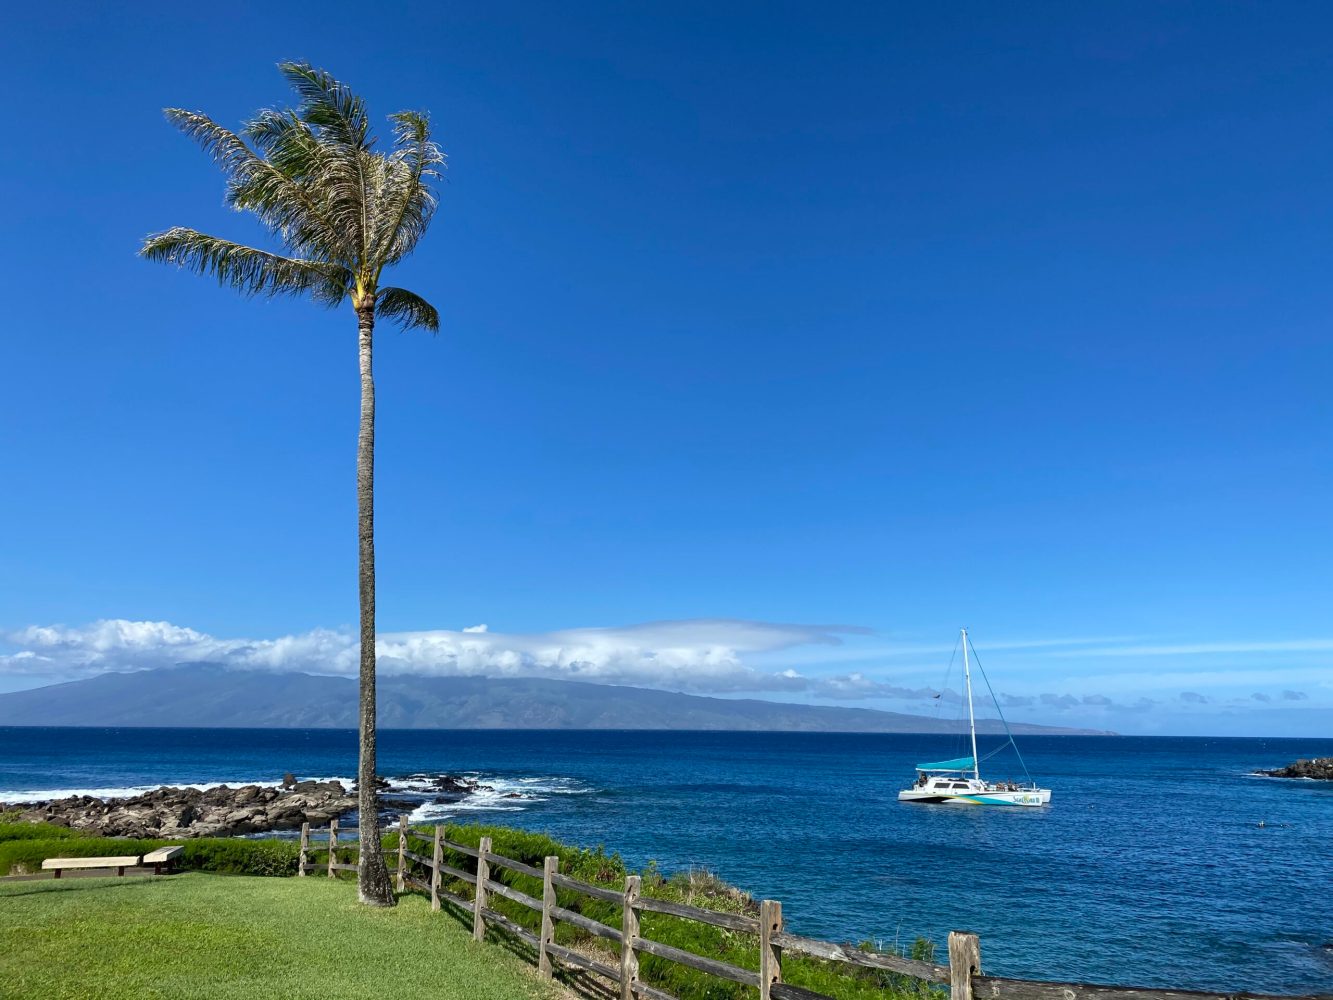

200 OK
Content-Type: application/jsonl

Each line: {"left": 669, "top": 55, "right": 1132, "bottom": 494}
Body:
{"left": 1, "top": 618, "right": 1328, "bottom": 734}
{"left": 2, "top": 618, "right": 885, "bottom": 698}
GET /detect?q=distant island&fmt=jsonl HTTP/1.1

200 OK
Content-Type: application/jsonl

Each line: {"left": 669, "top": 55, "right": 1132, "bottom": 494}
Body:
{"left": 0, "top": 665, "right": 1111, "bottom": 733}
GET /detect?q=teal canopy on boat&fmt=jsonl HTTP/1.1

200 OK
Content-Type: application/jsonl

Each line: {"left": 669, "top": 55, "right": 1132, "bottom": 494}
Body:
{"left": 915, "top": 757, "right": 975, "bottom": 771}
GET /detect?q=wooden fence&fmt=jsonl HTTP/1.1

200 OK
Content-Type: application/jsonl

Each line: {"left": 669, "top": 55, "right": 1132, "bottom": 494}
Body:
{"left": 297, "top": 818, "right": 361, "bottom": 877}
{"left": 294, "top": 819, "right": 1330, "bottom": 1000}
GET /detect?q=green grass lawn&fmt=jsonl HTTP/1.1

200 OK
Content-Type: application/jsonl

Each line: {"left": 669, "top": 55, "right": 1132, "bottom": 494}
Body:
{"left": 0, "top": 873, "right": 566, "bottom": 1000}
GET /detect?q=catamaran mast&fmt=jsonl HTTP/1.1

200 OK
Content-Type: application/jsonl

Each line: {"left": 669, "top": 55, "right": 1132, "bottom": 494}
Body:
{"left": 961, "top": 628, "right": 980, "bottom": 780}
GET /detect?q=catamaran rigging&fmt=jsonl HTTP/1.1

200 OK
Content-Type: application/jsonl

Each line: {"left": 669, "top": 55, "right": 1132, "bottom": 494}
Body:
{"left": 897, "top": 628, "right": 1052, "bottom": 807}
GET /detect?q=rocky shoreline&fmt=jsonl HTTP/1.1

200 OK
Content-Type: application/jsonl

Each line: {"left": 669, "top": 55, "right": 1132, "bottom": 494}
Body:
{"left": 3, "top": 773, "right": 508, "bottom": 839}
{"left": 1254, "top": 757, "right": 1333, "bottom": 780}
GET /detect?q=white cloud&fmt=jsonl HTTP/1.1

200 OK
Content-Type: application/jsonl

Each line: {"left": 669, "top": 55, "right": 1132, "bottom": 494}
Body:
{"left": 2, "top": 620, "right": 360, "bottom": 678}
{"left": 2, "top": 620, "right": 1327, "bottom": 733}
{"left": 374, "top": 619, "right": 851, "bottom": 692}
{"left": 0, "top": 618, "right": 861, "bottom": 696}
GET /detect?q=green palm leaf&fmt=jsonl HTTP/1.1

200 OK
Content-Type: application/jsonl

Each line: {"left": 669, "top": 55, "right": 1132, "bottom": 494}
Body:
{"left": 140, "top": 227, "right": 351, "bottom": 303}
{"left": 164, "top": 109, "right": 340, "bottom": 257}
{"left": 376, "top": 111, "right": 446, "bottom": 267}
{"left": 278, "top": 61, "right": 371, "bottom": 151}
{"left": 376, "top": 287, "right": 440, "bottom": 331}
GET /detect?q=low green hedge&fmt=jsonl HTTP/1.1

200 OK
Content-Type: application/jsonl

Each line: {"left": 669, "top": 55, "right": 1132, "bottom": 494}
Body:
{"left": 0, "top": 835, "right": 299, "bottom": 877}
{"left": 0, "top": 822, "right": 87, "bottom": 842}
{"left": 1, "top": 837, "right": 165, "bottom": 875}
{"left": 180, "top": 839, "right": 299, "bottom": 876}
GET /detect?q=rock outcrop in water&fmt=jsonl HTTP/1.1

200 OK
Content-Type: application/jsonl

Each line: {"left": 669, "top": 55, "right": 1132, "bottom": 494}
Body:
{"left": 6, "top": 779, "right": 357, "bottom": 838}
{"left": 2, "top": 772, "right": 509, "bottom": 838}
{"left": 1255, "top": 757, "right": 1333, "bottom": 780}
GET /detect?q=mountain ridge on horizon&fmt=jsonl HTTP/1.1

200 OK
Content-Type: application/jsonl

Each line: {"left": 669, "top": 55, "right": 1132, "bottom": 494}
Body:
{"left": 0, "top": 665, "right": 1112, "bottom": 734}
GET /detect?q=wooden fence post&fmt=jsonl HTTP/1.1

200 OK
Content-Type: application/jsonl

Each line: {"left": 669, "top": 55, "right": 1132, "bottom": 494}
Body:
{"left": 430, "top": 825, "right": 443, "bottom": 911}
{"left": 396, "top": 815, "right": 407, "bottom": 893}
{"left": 621, "top": 874, "right": 641, "bottom": 1000}
{"left": 759, "top": 899, "right": 783, "bottom": 1000}
{"left": 539, "top": 856, "right": 559, "bottom": 978}
{"left": 298, "top": 822, "right": 309, "bottom": 877}
{"left": 327, "top": 819, "right": 338, "bottom": 878}
{"left": 472, "top": 836, "right": 492, "bottom": 941}
{"left": 948, "top": 931, "right": 981, "bottom": 1000}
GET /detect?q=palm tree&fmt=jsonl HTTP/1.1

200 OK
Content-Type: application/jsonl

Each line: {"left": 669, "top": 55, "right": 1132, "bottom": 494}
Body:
{"left": 140, "top": 62, "right": 444, "bottom": 906}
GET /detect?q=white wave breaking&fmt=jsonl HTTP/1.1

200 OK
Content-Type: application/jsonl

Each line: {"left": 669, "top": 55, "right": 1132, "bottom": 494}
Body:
{"left": 0, "top": 771, "right": 592, "bottom": 824}
{"left": 402, "top": 773, "right": 594, "bottom": 824}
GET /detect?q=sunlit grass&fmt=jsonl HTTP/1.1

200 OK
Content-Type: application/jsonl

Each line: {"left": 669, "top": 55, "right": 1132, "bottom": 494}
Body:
{"left": 0, "top": 873, "right": 562, "bottom": 1000}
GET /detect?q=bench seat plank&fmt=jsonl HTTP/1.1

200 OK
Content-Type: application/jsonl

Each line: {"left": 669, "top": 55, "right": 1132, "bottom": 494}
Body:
{"left": 42, "top": 856, "right": 140, "bottom": 870}
{"left": 143, "top": 847, "right": 183, "bottom": 863}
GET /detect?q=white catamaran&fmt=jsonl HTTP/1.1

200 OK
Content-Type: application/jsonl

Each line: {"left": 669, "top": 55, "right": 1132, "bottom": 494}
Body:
{"left": 897, "top": 628, "right": 1052, "bottom": 807}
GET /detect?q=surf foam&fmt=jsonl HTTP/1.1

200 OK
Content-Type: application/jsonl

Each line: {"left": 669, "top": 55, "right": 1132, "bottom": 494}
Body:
{"left": 0, "top": 777, "right": 355, "bottom": 805}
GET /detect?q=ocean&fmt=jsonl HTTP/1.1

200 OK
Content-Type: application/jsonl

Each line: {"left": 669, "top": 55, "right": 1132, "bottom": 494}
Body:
{"left": 1, "top": 728, "right": 1330, "bottom": 994}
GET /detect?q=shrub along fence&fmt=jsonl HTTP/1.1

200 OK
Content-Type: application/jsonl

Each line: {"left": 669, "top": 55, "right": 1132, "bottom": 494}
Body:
{"left": 295, "top": 819, "right": 1330, "bottom": 1000}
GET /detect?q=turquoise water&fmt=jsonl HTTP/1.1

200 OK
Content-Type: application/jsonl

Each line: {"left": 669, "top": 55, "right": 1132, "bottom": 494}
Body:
{"left": 1, "top": 728, "right": 1330, "bottom": 993}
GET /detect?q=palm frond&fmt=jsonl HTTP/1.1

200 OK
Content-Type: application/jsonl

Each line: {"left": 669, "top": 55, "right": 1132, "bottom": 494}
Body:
{"left": 164, "top": 109, "right": 263, "bottom": 181}
{"left": 279, "top": 61, "right": 371, "bottom": 151}
{"left": 244, "top": 107, "right": 368, "bottom": 269}
{"left": 245, "top": 109, "right": 317, "bottom": 175}
{"left": 140, "top": 227, "right": 351, "bottom": 304}
{"left": 245, "top": 109, "right": 347, "bottom": 196}
{"left": 276, "top": 62, "right": 376, "bottom": 266}
{"left": 361, "top": 150, "right": 388, "bottom": 269}
{"left": 232, "top": 109, "right": 351, "bottom": 258}
{"left": 376, "top": 286, "right": 439, "bottom": 332}
{"left": 374, "top": 111, "right": 446, "bottom": 268}
{"left": 165, "top": 108, "right": 350, "bottom": 264}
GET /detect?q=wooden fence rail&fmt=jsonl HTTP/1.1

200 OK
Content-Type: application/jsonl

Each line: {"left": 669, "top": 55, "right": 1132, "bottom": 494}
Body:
{"left": 293, "top": 820, "right": 1329, "bottom": 1000}
{"left": 296, "top": 821, "right": 361, "bottom": 876}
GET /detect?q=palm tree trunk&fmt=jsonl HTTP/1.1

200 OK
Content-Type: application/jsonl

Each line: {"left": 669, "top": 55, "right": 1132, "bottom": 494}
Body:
{"left": 355, "top": 301, "right": 395, "bottom": 907}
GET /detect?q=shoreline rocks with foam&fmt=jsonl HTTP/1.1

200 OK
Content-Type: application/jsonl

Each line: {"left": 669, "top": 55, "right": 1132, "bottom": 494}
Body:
{"left": 0, "top": 771, "right": 561, "bottom": 838}
{"left": 4, "top": 778, "right": 358, "bottom": 838}
{"left": 1255, "top": 757, "right": 1333, "bottom": 780}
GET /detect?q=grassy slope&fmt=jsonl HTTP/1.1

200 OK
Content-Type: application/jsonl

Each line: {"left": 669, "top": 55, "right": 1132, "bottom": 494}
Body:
{"left": 0, "top": 819, "right": 936, "bottom": 1000}
{"left": 0, "top": 873, "right": 562, "bottom": 1000}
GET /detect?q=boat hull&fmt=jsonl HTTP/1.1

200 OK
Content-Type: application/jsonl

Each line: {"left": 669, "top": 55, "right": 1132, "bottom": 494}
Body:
{"left": 897, "top": 788, "right": 1051, "bottom": 807}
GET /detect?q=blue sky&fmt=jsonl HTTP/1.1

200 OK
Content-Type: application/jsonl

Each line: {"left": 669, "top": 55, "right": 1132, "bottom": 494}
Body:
{"left": 1, "top": 3, "right": 1330, "bottom": 735}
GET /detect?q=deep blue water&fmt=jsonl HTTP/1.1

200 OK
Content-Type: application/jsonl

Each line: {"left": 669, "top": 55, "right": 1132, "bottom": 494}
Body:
{"left": 2, "top": 728, "right": 1330, "bottom": 994}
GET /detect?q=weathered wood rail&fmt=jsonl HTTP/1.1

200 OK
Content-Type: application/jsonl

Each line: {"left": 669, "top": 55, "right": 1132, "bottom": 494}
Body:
{"left": 293, "top": 818, "right": 1330, "bottom": 1000}
{"left": 296, "top": 820, "right": 362, "bottom": 876}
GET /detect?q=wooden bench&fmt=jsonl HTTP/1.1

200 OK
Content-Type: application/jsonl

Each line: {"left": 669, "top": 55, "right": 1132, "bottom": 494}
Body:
{"left": 142, "top": 846, "right": 183, "bottom": 875}
{"left": 42, "top": 855, "right": 141, "bottom": 879}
